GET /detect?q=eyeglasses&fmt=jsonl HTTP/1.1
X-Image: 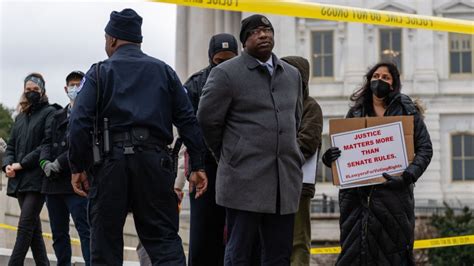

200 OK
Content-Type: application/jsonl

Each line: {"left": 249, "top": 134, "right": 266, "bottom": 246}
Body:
{"left": 249, "top": 27, "right": 273, "bottom": 36}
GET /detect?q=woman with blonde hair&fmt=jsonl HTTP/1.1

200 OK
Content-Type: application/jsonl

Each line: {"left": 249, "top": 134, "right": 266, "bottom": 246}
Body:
{"left": 2, "top": 73, "right": 58, "bottom": 265}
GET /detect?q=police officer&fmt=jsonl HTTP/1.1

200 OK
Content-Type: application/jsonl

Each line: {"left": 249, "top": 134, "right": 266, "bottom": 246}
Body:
{"left": 184, "top": 33, "right": 238, "bottom": 266}
{"left": 68, "top": 8, "right": 208, "bottom": 265}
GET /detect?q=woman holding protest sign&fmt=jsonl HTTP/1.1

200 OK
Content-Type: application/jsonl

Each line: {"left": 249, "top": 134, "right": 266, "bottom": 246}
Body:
{"left": 322, "top": 62, "right": 433, "bottom": 266}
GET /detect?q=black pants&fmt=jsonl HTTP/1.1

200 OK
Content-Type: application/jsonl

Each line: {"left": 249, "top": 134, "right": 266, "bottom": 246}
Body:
{"left": 9, "top": 192, "right": 49, "bottom": 266}
{"left": 46, "top": 194, "right": 90, "bottom": 266}
{"left": 224, "top": 208, "right": 295, "bottom": 266}
{"left": 188, "top": 159, "right": 226, "bottom": 266}
{"left": 88, "top": 145, "right": 185, "bottom": 265}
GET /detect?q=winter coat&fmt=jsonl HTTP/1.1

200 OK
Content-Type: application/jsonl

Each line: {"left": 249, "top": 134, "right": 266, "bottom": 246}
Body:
{"left": 185, "top": 66, "right": 212, "bottom": 115}
{"left": 281, "top": 56, "right": 323, "bottom": 198}
{"left": 184, "top": 65, "right": 217, "bottom": 165}
{"left": 40, "top": 106, "right": 74, "bottom": 194}
{"left": 2, "top": 102, "right": 58, "bottom": 197}
{"left": 197, "top": 52, "right": 304, "bottom": 214}
{"left": 336, "top": 93, "right": 433, "bottom": 266}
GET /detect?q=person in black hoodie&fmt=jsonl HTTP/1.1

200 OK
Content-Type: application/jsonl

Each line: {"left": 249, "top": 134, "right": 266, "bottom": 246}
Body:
{"left": 184, "top": 33, "right": 238, "bottom": 266}
{"left": 39, "top": 71, "right": 90, "bottom": 266}
{"left": 322, "top": 62, "right": 433, "bottom": 266}
{"left": 3, "top": 73, "right": 59, "bottom": 266}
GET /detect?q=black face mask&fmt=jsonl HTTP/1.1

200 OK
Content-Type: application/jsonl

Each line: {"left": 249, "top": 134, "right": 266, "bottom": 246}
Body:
{"left": 370, "top": 79, "right": 391, "bottom": 98}
{"left": 25, "top": 91, "right": 41, "bottom": 105}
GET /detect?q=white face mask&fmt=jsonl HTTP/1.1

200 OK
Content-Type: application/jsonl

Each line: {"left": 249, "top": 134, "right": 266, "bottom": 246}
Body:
{"left": 67, "top": 85, "right": 80, "bottom": 100}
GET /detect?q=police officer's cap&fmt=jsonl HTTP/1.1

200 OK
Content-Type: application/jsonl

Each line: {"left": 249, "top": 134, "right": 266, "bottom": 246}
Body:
{"left": 105, "top": 8, "right": 143, "bottom": 43}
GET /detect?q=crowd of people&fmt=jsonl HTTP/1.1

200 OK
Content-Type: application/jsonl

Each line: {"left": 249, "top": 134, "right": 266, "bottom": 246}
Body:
{"left": 1, "top": 8, "right": 432, "bottom": 266}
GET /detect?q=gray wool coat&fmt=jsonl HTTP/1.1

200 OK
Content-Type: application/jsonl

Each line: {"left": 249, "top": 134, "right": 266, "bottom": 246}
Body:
{"left": 197, "top": 51, "right": 304, "bottom": 215}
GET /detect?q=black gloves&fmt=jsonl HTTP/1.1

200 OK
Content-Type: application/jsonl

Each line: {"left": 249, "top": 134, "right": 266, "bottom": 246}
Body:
{"left": 382, "top": 172, "right": 414, "bottom": 189}
{"left": 322, "top": 147, "right": 341, "bottom": 168}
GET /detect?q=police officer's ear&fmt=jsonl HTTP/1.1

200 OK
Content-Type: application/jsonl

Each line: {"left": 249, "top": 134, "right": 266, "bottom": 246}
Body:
{"left": 110, "top": 37, "right": 118, "bottom": 47}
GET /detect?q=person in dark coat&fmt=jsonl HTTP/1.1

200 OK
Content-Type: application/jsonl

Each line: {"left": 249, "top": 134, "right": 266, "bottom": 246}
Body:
{"left": 185, "top": 33, "right": 238, "bottom": 266}
{"left": 39, "top": 71, "right": 90, "bottom": 266}
{"left": 2, "top": 73, "right": 59, "bottom": 266}
{"left": 322, "top": 62, "right": 433, "bottom": 266}
{"left": 68, "top": 9, "right": 208, "bottom": 265}
{"left": 281, "top": 56, "right": 323, "bottom": 266}
{"left": 197, "top": 14, "right": 304, "bottom": 265}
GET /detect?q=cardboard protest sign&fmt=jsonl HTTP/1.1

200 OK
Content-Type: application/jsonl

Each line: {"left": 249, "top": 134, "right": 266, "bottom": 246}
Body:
{"left": 329, "top": 116, "right": 414, "bottom": 188}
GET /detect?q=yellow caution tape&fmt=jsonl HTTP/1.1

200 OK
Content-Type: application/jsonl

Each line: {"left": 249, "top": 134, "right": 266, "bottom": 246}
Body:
{"left": 0, "top": 222, "right": 81, "bottom": 245}
{"left": 150, "top": 0, "right": 474, "bottom": 35}
{"left": 413, "top": 235, "right": 474, "bottom": 249}
{"left": 0, "top": 222, "right": 138, "bottom": 250}
{"left": 311, "top": 246, "right": 341, "bottom": 255}
{"left": 2, "top": 223, "right": 472, "bottom": 255}
{"left": 310, "top": 235, "right": 474, "bottom": 255}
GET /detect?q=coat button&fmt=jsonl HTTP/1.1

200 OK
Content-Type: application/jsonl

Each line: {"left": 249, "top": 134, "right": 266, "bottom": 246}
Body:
{"left": 61, "top": 141, "right": 66, "bottom": 147}
{"left": 279, "top": 130, "right": 283, "bottom": 135}
{"left": 53, "top": 143, "right": 58, "bottom": 148}
{"left": 271, "top": 88, "right": 275, "bottom": 93}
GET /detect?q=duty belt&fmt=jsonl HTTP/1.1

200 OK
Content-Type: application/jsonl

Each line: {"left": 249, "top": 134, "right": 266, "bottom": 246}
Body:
{"left": 111, "top": 129, "right": 168, "bottom": 155}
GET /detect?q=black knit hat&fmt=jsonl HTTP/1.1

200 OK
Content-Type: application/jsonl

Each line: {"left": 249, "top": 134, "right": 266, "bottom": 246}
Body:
{"left": 105, "top": 8, "right": 143, "bottom": 43}
{"left": 208, "top": 33, "right": 238, "bottom": 61}
{"left": 239, "top": 14, "right": 273, "bottom": 44}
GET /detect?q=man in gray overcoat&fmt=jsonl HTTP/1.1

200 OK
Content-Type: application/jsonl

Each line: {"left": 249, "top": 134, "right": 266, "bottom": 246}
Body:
{"left": 197, "top": 14, "right": 304, "bottom": 265}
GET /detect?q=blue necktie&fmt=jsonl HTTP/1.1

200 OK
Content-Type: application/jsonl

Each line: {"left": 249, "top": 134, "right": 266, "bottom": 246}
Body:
{"left": 263, "top": 63, "right": 273, "bottom": 75}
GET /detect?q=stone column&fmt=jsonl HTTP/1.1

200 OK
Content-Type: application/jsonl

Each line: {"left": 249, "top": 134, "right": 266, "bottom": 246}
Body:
{"left": 187, "top": 8, "right": 216, "bottom": 77}
{"left": 175, "top": 6, "right": 189, "bottom": 80}
{"left": 343, "top": 22, "right": 366, "bottom": 96}
{"left": 412, "top": 0, "right": 439, "bottom": 95}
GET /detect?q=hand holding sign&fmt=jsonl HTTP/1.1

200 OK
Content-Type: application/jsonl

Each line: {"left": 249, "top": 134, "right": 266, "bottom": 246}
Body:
{"left": 322, "top": 147, "right": 341, "bottom": 168}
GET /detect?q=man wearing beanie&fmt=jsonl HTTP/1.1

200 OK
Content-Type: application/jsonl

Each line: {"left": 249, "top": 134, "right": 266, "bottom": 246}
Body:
{"left": 184, "top": 33, "right": 238, "bottom": 266}
{"left": 198, "top": 14, "right": 304, "bottom": 265}
{"left": 68, "top": 8, "right": 208, "bottom": 265}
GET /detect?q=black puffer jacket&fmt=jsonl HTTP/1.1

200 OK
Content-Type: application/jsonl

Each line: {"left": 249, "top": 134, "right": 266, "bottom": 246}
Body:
{"left": 40, "top": 106, "right": 74, "bottom": 194}
{"left": 337, "top": 93, "right": 433, "bottom": 266}
{"left": 2, "top": 102, "right": 58, "bottom": 197}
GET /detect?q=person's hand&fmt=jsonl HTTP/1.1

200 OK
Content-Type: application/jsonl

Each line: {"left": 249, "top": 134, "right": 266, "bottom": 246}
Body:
{"left": 71, "top": 171, "right": 89, "bottom": 197}
{"left": 0, "top": 138, "right": 6, "bottom": 153}
{"left": 189, "top": 170, "right": 208, "bottom": 199}
{"left": 11, "top": 163, "right": 22, "bottom": 171}
{"left": 42, "top": 161, "right": 52, "bottom": 177}
{"left": 49, "top": 159, "right": 61, "bottom": 173}
{"left": 5, "top": 165, "right": 16, "bottom": 178}
{"left": 382, "top": 172, "right": 411, "bottom": 189}
{"left": 174, "top": 188, "right": 184, "bottom": 204}
{"left": 322, "top": 147, "right": 341, "bottom": 167}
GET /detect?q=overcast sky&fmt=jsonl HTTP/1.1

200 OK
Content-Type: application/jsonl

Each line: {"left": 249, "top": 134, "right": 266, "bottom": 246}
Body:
{"left": 0, "top": 0, "right": 177, "bottom": 110}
